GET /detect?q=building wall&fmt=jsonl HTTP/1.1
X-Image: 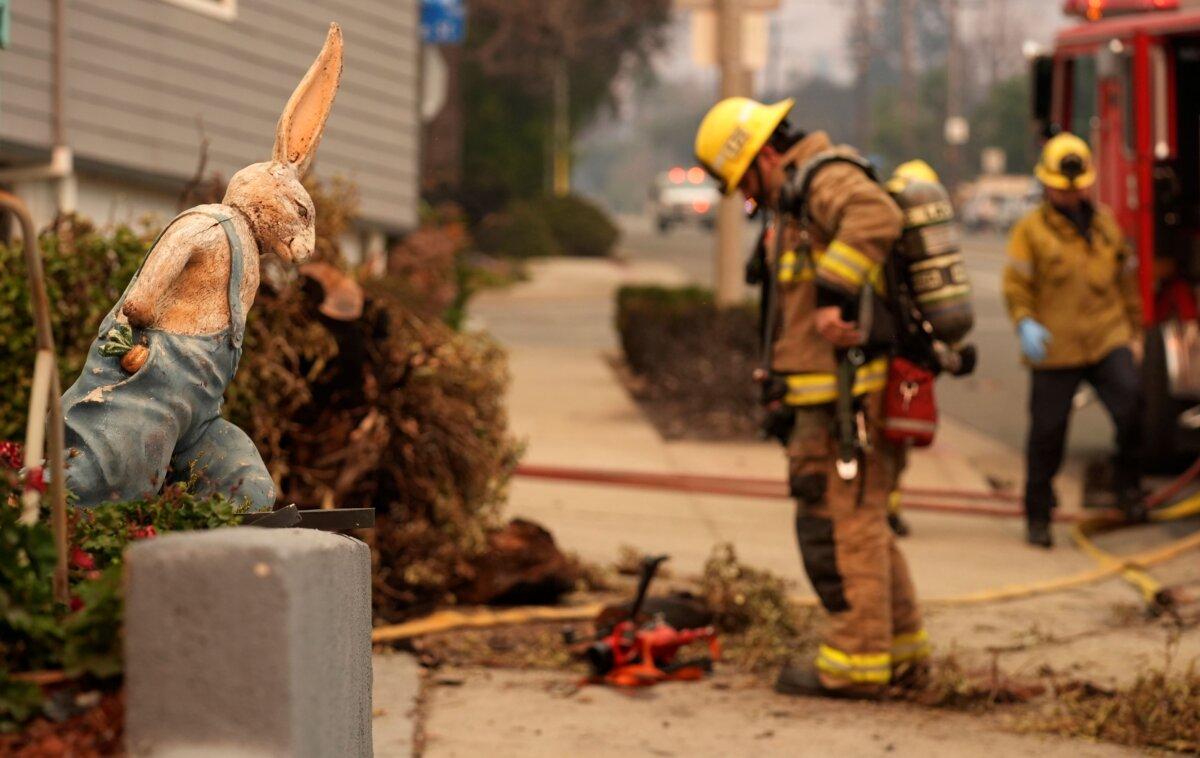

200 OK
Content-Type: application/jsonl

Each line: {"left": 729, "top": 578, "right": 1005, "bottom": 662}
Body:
{"left": 1, "top": 0, "right": 419, "bottom": 232}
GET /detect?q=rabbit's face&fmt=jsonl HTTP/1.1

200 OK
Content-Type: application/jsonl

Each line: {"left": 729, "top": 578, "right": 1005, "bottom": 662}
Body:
{"left": 224, "top": 162, "right": 315, "bottom": 264}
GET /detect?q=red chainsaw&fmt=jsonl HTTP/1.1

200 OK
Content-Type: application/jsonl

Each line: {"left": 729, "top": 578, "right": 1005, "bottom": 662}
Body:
{"left": 574, "top": 554, "right": 720, "bottom": 687}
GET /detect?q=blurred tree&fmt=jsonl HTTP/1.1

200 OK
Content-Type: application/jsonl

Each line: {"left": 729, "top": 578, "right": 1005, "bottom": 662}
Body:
{"left": 968, "top": 74, "right": 1034, "bottom": 175}
{"left": 871, "top": 69, "right": 1033, "bottom": 180}
{"left": 459, "top": 0, "right": 670, "bottom": 218}
{"left": 871, "top": 65, "right": 948, "bottom": 175}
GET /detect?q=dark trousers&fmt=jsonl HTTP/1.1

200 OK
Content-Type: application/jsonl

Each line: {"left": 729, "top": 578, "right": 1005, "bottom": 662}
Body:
{"left": 1024, "top": 347, "right": 1142, "bottom": 525}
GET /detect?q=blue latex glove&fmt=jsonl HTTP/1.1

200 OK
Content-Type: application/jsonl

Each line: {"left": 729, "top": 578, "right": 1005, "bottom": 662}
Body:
{"left": 1018, "top": 318, "right": 1051, "bottom": 363}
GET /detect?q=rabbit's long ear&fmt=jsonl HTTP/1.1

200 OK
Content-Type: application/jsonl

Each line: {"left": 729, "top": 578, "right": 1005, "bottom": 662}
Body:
{"left": 273, "top": 23, "right": 343, "bottom": 176}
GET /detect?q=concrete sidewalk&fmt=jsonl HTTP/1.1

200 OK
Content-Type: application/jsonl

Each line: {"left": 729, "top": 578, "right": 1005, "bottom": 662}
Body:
{"left": 469, "top": 257, "right": 1096, "bottom": 594}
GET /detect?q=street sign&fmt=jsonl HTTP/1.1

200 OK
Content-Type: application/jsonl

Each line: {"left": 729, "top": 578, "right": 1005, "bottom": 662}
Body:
{"left": 421, "top": 0, "right": 466, "bottom": 45}
{"left": 944, "top": 116, "right": 971, "bottom": 147}
{"left": 0, "top": 0, "right": 10, "bottom": 50}
{"left": 421, "top": 46, "right": 449, "bottom": 122}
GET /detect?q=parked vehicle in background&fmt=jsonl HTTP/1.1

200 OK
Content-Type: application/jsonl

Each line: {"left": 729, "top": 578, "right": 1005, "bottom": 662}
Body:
{"left": 958, "top": 175, "right": 1041, "bottom": 234}
{"left": 648, "top": 167, "right": 720, "bottom": 233}
{"left": 1032, "top": 0, "right": 1200, "bottom": 460}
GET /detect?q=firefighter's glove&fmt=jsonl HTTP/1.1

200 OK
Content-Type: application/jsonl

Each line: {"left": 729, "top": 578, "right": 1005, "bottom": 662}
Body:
{"left": 1018, "top": 318, "right": 1051, "bottom": 363}
{"left": 761, "top": 406, "right": 795, "bottom": 446}
{"left": 759, "top": 375, "right": 794, "bottom": 446}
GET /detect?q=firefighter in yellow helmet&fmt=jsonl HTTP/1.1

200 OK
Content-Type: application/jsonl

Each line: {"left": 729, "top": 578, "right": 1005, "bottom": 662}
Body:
{"left": 696, "top": 98, "right": 928, "bottom": 698}
{"left": 1003, "top": 133, "right": 1145, "bottom": 548}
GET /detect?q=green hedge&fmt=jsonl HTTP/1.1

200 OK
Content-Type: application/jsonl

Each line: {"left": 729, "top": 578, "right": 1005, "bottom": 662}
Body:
{"left": 474, "top": 202, "right": 560, "bottom": 259}
{"left": 0, "top": 466, "right": 244, "bottom": 732}
{"left": 0, "top": 220, "right": 148, "bottom": 441}
{"left": 537, "top": 194, "right": 619, "bottom": 258}
{"left": 474, "top": 194, "right": 620, "bottom": 259}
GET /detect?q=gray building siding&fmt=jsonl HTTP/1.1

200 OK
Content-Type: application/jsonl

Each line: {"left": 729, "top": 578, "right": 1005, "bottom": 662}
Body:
{"left": 2, "top": 0, "right": 418, "bottom": 231}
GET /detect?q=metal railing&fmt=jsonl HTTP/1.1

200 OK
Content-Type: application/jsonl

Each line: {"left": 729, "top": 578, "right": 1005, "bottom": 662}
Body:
{"left": 6, "top": 190, "right": 69, "bottom": 603}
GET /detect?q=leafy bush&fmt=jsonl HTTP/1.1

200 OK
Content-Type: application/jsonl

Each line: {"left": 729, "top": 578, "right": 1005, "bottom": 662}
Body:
{"left": 615, "top": 285, "right": 760, "bottom": 439}
{"left": 0, "top": 219, "right": 148, "bottom": 441}
{"left": 474, "top": 202, "right": 561, "bottom": 259}
{"left": 535, "top": 194, "right": 619, "bottom": 258}
{"left": 0, "top": 460, "right": 243, "bottom": 732}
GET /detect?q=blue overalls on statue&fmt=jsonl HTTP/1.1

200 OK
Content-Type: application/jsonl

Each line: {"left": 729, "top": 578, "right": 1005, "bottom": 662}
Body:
{"left": 61, "top": 210, "right": 275, "bottom": 510}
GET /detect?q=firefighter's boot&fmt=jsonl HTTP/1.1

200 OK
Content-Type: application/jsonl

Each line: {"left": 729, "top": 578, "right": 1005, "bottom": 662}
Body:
{"left": 775, "top": 660, "right": 883, "bottom": 700}
{"left": 1027, "top": 521, "right": 1054, "bottom": 548}
{"left": 887, "top": 490, "right": 910, "bottom": 537}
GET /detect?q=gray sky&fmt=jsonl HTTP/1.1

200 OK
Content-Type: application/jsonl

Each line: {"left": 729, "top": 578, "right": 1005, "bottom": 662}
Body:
{"left": 654, "top": 0, "right": 1072, "bottom": 88}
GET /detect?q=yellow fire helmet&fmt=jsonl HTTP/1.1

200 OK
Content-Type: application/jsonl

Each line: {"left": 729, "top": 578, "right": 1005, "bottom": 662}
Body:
{"left": 886, "top": 159, "right": 941, "bottom": 193}
{"left": 694, "top": 97, "right": 795, "bottom": 195}
{"left": 1035, "top": 132, "right": 1096, "bottom": 190}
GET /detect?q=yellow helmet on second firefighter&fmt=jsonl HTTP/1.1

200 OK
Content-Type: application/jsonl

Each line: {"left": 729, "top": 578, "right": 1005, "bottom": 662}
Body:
{"left": 1035, "top": 132, "right": 1096, "bottom": 190}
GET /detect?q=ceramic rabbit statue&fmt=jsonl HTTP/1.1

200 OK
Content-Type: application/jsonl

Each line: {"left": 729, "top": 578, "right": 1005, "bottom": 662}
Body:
{"left": 60, "top": 24, "right": 344, "bottom": 509}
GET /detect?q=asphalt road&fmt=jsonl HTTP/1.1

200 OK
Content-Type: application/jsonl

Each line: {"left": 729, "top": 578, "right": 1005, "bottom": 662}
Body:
{"left": 616, "top": 214, "right": 1117, "bottom": 457}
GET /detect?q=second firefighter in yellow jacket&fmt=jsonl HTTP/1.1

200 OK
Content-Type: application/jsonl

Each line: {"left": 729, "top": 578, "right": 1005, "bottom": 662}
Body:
{"left": 695, "top": 97, "right": 929, "bottom": 698}
{"left": 1003, "top": 133, "right": 1144, "bottom": 546}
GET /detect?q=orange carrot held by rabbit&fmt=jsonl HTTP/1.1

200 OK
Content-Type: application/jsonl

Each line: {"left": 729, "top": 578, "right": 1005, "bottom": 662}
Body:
{"left": 60, "top": 24, "right": 343, "bottom": 510}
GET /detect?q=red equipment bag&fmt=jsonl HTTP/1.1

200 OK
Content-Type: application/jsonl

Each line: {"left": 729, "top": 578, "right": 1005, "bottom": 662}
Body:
{"left": 883, "top": 356, "right": 938, "bottom": 447}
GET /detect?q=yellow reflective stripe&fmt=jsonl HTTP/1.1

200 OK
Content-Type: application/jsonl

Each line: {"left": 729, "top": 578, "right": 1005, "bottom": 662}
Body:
{"left": 867, "top": 265, "right": 886, "bottom": 296}
{"left": 828, "top": 240, "right": 875, "bottom": 273}
{"left": 818, "top": 255, "right": 865, "bottom": 288}
{"left": 891, "top": 630, "right": 932, "bottom": 663}
{"left": 817, "top": 240, "right": 876, "bottom": 289}
{"left": 816, "top": 645, "right": 892, "bottom": 684}
{"left": 778, "top": 250, "right": 798, "bottom": 283}
{"left": 783, "top": 358, "right": 888, "bottom": 406}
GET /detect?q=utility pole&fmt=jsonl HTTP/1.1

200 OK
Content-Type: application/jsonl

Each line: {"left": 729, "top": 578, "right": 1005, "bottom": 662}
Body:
{"left": 552, "top": 56, "right": 571, "bottom": 197}
{"left": 944, "top": 0, "right": 964, "bottom": 189}
{"left": 715, "top": 0, "right": 745, "bottom": 307}
{"left": 852, "top": 0, "right": 873, "bottom": 149}
{"left": 899, "top": 0, "right": 918, "bottom": 157}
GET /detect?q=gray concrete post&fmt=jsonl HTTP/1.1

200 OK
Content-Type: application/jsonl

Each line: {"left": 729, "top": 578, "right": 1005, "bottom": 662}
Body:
{"left": 124, "top": 528, "right": 372, "bottom": 757}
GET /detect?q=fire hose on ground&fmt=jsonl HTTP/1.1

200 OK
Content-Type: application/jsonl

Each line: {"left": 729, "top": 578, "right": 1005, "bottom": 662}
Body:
{"left": 372, "top": 460, "right": 1200, "bottom": 642}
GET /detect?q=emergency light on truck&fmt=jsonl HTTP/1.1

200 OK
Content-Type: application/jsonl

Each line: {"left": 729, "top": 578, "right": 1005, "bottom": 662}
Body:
{"left": 1063, "top": 0, "right": 1179, "bottom": 20}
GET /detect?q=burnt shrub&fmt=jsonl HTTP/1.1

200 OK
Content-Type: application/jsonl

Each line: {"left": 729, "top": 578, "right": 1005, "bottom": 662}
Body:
{"left": 615, "top": 285, "right": 760, "bottom": 439}
{"left": 535, "top": 194, "right": 619, "bottom": 258}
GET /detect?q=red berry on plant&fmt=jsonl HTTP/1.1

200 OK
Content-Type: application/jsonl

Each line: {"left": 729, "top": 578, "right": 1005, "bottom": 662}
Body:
{"left": 0, "top": 441, "right": 22, "bottom": 470}
{"left": 69, "top": 596, "right": 84, "bottom": 612}
{"left": 70, "top": 547, "right": 96, "bottom": 571}
{"left": 129, "top": 525, "right": 157, "bottom": 540}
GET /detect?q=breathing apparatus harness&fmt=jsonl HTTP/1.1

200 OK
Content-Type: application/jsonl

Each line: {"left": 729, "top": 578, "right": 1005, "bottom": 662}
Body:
{"left": 748, "top": 151, "right": 976, "bottom": 479}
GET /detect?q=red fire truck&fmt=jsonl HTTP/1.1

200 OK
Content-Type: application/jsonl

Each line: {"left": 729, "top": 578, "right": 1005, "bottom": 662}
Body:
{"left": 1034, "top": 0, "right": 1200, "bottom": 458}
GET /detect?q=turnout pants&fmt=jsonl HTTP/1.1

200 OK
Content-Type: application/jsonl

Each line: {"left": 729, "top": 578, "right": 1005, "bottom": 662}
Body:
{"left": 787, "top": 391, "right": 928, "bottom": 693}
{"left": 1024, "top": 346, "right": 1142, "bottom": 525}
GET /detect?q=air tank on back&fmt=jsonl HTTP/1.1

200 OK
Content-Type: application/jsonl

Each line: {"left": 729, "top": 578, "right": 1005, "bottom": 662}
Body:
{"left": 891, "top": 178, "right": 974, "bottom": 346}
